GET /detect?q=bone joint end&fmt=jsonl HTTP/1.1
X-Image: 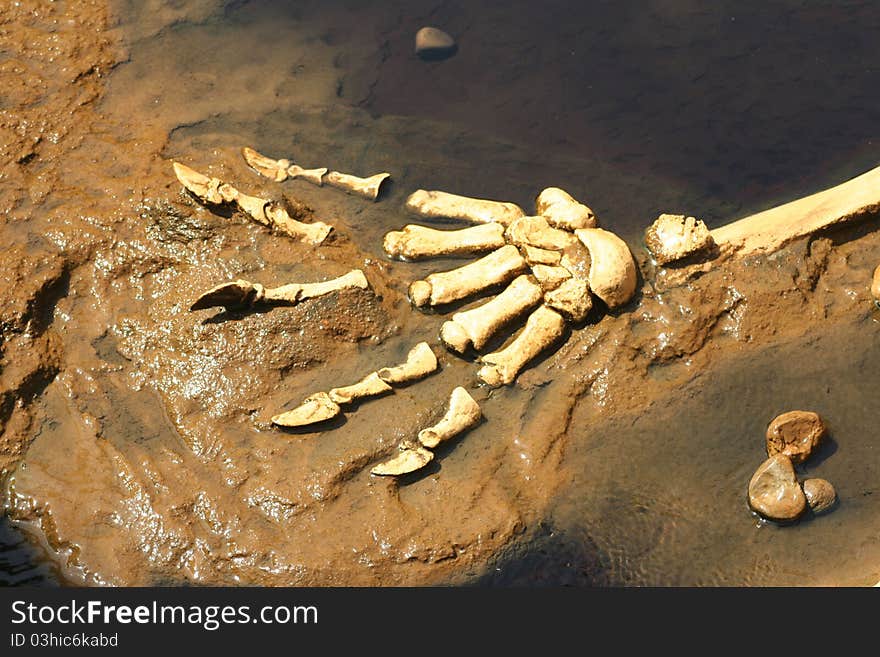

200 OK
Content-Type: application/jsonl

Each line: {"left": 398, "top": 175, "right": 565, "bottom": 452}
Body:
{"left": 418, "top": 387, "right": 482, "bottom": 448}
{"left": 328, "top": 371, "right": 393, "bottom": 405}
{"left": 377, "top": 342, "right": 439, "bottom": 384}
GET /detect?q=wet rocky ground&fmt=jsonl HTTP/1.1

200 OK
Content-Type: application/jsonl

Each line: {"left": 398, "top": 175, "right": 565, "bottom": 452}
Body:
{"left": 1, "top": 0, "right": 879, "bottom": 586}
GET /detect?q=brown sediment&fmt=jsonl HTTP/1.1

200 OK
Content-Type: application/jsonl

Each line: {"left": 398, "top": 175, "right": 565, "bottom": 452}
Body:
{"left": 2, "top": 0, "right": 880, "bottom": 589}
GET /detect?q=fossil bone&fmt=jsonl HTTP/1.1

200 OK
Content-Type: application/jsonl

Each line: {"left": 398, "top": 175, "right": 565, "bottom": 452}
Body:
{"left": 520, "top": 244, "right": 562, "bottom": 266}
{"left": 644, "top": 213, "right": 715, "bottom": 265}
{"left": 328, "top": 371, "right": 393, "bottom": 405}
{"left": 477, "top": 305, "right": 566, "bottom": 387}
{"left": 371, "top": 444, "right": 434, "bottom": 476}
{"left": 324, "top": 171, "right": 391, "bottom": 201}
{"left": 172, "top": 161, "right": 332, "bottom": 244}
{"left": 543, "top": 276, "right": 593, "bottom": 323}
{"left": 191, "top": 269, "right": 368, "bottom": 311}
{"left": 574, "top": 228, "right": 638, "bottom": 309}
{"left": 530, "top": 264, "right": 572, "bottom": 291}
{"left": 242, "top": 146, "right": 328, "bottom": 185}
{"left": 535, "top": 187, "right": 597, "bottom": 231}
{"left": 271, "top": 392, "right": 341, "bottom": 428}
{"left": 417, "top": 387, "right": 482, "bottom": 449}
{"left": 408, "top": 244, "right": 527, "bottom": 308}
{"left": 383, "top": 223, "right": 506, "bottom": 260}
{"left": 440, "top": 275, "right": 543, "bottom": 353}
{"left": 505, "top": 216, "right": 578, "bottom": 252}
{"left": 377, "top": 342, "right": 439, "bottom": 384}
{"left": 405, "top": 189, "right": 525, "bottom": 226}
{"left": 710, "top": 163, "right": 880, "bottom": 256}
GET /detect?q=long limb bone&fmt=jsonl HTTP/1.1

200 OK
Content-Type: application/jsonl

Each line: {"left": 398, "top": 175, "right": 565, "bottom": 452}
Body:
{"left": 440, "top": 275, "right": 543, "bottom": 353}
{"left": 377, "top": 342, "right": 439, "bottom": 384}
{"left": 405, "top": 189, "right": 525, "bottom": 226}
{"left": 191, "top": 269, "right": 368, "bottom": 311}
{"left": 418, "top": 387, "right": 482, "bottom": 449}
{"left": 383, "top": 223, "right": 506, "bottom": 260}
{"left": 408, "top": 244, "right": 527, "bottom": 308}
{"left": 477, "top": 305, "right": 566, "bottom": 387}
{"left": 173, "top": 162, "right": 332, "bottom": 244}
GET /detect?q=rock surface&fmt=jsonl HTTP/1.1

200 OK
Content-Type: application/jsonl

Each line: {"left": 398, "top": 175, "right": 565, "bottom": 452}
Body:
{"left": 766, "top": 410, "right": 826, "bottom": 464}
{"left": 748, "top": 455, "right": 807, "bottom": 522}
{"left": 644, "top": 213, "right": 714, "bottom": 265}
{"left": 803, "top": 478, "right": 837, "bottom": 514}
{"left": 415, "top": 27, "right": 457, "bottom": 60}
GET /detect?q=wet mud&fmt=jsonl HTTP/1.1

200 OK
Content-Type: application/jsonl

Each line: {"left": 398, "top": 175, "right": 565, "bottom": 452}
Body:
{"left": 1, "top": 0, "right": 879, "bottom": 586}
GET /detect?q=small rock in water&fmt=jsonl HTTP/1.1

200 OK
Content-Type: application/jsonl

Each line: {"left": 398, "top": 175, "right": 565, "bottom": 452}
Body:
{"left": 415, "top": 26, "right": 457, "bottom": 60}
{"left": 748, "top": 454, "right": 807, "bottom": 522}
{"left": 765, "top": 410, "right": 826, "bottom": 464}
{"left": 803, "top": 478, "right": 837, "bottom": 514}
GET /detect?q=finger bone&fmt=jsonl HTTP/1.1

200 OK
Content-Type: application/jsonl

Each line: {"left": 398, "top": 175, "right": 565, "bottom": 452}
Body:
{"left": 520, "top": 244, "right": 562, "bottom": 266}
{"left": 377, "top": 342, "right": 439, "bottom": 384}
{"left": 264, "top": 202, "right": 333, "bottom": 245}
{"left": 328, "top": 371, "right": 393, "bottom": 405}
{"left": 271, "top": 392, "right": 341, "bottom": 428}
{"left": 477, "top": 305, "right": 566, "bottom": 387}
{"left": 383, "top": 223, "right": 506, "bottom": 260}
{"left": 408, "top": 244, "right": 527, "bottom": 308}
{"left": 288, "top": 165, "right": 328, "bottom": 186}
{"left": 325, "top": 171, "right": 391, "bottom": 201}
{"left": 405, "top": 189, "right": 525, "bottom": 226}
{"left": 263, "top": 269, "right": 370, "bottom": 304}
{"left": 440, "top": 275, "right": 543, "bottom": 353}
{"left": 418, "top": 387, "right": 482, "bottom": 449}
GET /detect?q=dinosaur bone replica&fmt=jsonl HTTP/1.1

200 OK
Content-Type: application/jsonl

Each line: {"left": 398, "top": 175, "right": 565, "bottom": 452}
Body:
{"left": 175, "top": 146, "right": 880, "bottom": 477}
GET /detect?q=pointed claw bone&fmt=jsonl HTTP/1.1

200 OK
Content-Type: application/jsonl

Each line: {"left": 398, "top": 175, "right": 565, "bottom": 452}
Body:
{"left": 405, "top": 189, "right": 525, "bottom": 226}
{"left": 190, "top": 279, "right": 267, "bottom": 311}
{"left": 505, "top": 216, "right": 579, "bottom": 252}
{"left": 371, "top": 445, "right": 434, "bottom": 476}
{"left": 242, "top": 146, "right": 327, "bottom": 185}
{"left": 408, "top": 244, "right": 527, "bottom": 308}
{"left": 440, "top": 275, "right": 543, "bottom": 353}
{"left": 417, "top": 387, "right": 482, "bottom": 449}
{"left": 377, "top": 342, "right": 439, "bottom": 385}
{"left": 477, "top": 305, "right": 566, "bottom": 387}
{"left": 272, "top": 392, "right": 341, "bottom": 428}
{"left": 383, "top": 223, "right": 506, "bottom": 260}
{"left": 574, "top": 228, "right": 638, "bottom": 309}
{"left": 535, "top": 187, "right": 597, "bottom": 231}
{"left": 325, "top": 171, "right": 390, "bottom": 201}
{"left": 328, "top": 371, "right": 393, "bottom": 405}
{"left": 241, "top": 146, "right": 291, "bottom": 182}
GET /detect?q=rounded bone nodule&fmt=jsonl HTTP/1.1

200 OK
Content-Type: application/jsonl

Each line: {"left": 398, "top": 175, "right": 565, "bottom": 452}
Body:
{"left": 872, "top": 264, "right": 880, "bottom": 303}
{"left": 440, "top": 320, "right": 472, "bottom": 354}
{"left": 409, "top": 280, "right": 432, "bottom": 308}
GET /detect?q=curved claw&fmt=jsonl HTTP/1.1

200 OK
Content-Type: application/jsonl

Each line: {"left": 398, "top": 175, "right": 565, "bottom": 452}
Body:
{"left": 190, "top": 280, "right": 265, "bottom": 311}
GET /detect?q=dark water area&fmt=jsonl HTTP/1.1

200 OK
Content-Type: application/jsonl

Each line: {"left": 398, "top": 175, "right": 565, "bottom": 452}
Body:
{"left": 4, "top": 0, "right": 880, "bottom": 586}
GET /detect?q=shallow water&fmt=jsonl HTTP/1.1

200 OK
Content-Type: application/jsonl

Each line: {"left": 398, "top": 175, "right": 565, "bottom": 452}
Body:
{"left": 3, "top": 0, "right": 880, "bottom": 586}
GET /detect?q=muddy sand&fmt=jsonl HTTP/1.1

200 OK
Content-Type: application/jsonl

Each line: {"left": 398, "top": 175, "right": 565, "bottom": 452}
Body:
{"left": 1, "top": 0, "right": 880, "bottom": 586}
